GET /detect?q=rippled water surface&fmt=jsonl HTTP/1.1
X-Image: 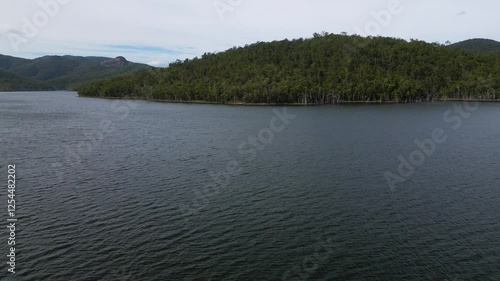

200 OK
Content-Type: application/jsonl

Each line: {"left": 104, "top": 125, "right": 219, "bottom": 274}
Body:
{"left": 1, "top": 91, "right": 499, "bottom": 280}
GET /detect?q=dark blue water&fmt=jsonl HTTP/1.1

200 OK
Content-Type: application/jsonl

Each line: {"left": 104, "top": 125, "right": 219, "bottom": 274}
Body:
{"left": 1, "top": 91, "right": 499, "bottom": 280}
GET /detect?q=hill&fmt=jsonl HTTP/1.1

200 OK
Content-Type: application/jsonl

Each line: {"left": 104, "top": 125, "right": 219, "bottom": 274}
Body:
{"left": 0, "top": 69, "right": 51, "bottom": 91}
{"left": 448, "top": 39, "right": 500, "bottom": 53}
{"left": 0, "top": 54, "right": 151, "bottom": 91}
{"left": 78, "top": 34, "right": 499, "bottom": 104}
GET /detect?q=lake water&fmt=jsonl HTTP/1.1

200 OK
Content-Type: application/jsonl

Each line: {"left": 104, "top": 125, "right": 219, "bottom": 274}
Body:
{"left": 1, "top": 91, "right": 499, "bottom": 280}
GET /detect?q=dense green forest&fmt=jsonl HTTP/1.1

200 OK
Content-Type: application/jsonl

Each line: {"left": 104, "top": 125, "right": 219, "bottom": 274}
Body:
{"left": 0, "top": 69, "right": 52, "bottom": 91}
{"left": 78, "top": 34, "right": 500, "bottom": 104}
{"left": 0, "top": 55, "right": 150, "bottom": 91}
{"left": 449, "top": 38, "right": 500, "bottom": 53}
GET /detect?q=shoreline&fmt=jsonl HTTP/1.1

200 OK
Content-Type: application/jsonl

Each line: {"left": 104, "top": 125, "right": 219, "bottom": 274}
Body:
{"left": 77, "top": 95, "right": 500, "bottom": 106}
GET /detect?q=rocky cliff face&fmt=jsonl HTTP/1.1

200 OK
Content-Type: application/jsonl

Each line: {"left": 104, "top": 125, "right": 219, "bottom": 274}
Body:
{"left": 101, "top": 56, "right": 129, "bottom": 67}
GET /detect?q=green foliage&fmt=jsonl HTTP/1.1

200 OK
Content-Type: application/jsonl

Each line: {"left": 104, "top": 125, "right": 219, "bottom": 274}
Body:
{"left": 79, "top": 34, "right": 500, "bottom": 104}
{"left": 448, "top": 39, "right": 500, "bottom": 53}
{"left": 0, "top": 55, "right": 151, "bottom": 91}
{"left": 0, "top": 69, "right": 52, "bottom": 91}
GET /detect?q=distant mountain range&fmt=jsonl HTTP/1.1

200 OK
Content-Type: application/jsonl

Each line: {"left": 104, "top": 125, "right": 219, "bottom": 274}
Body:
{"left": 0, "top": 54, "right": 150, "bottom": 91}
{"left": 448, "top": 38, "right": 500, "bottom": 53}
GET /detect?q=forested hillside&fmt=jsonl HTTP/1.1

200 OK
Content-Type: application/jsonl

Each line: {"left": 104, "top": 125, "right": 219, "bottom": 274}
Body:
{"left": 78, "top": 34, "right": 499, "bottom": 104}
{"left": 449, "top": 39, "right": 500, "bottom": 53}
{"left": 0, "top": 69, "right": 52, "bottom": 91}
{"left": 0, "top": 55, "right": 150, "bottom": 91}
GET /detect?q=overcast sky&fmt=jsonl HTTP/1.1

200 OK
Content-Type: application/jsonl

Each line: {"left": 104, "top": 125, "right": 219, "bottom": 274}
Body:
{"left": 0, "top": 0, "right": 498, "bottom": 66}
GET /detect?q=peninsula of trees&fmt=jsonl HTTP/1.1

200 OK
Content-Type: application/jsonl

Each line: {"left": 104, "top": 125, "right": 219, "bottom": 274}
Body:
{"left": 78, "top": 34, "right": 500, "bottom": 104}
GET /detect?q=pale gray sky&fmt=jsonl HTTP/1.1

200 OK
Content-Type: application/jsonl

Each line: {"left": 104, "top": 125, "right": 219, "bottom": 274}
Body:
{"left": 0, "top": 0, "right": 498, "bottom": 66}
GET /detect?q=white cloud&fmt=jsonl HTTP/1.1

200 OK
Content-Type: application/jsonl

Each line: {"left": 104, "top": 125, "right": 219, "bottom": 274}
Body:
{"left": 146, "top": 60, "right": 164, "bottom": 67}
{"left": 0, "top": 24, "right": 20, "bottom": 36}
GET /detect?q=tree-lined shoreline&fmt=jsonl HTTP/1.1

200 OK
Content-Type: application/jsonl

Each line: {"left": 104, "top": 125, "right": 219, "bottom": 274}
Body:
{"left": 79, "top": 95, "right": 500, "bottom": 106}
{"left": 78, "top": 34, "right": 500, "bottom": 104}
